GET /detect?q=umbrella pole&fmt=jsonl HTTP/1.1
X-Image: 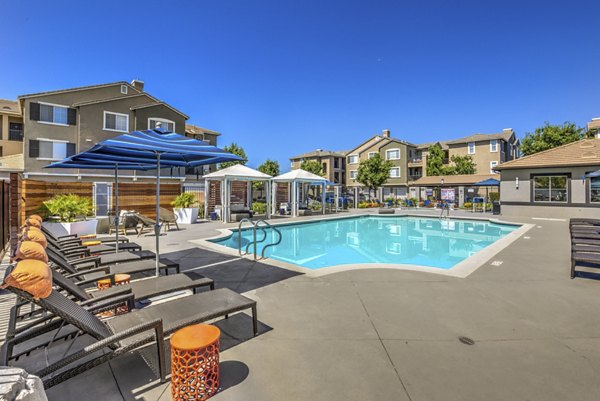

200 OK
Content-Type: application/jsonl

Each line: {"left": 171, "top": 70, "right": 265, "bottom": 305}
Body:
{"left": 155, "top": 153, "right": 161, "bottom": 276}
{"left": 114, "top": 164, "right": 119, "bottom": 254}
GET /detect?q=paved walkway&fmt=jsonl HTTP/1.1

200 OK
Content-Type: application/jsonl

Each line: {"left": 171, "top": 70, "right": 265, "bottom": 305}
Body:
{"left": 7, "top": 210, "right": 600, "bottom": 401}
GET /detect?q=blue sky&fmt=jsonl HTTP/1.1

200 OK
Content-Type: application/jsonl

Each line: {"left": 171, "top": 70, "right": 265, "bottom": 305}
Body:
{"left": 1, "top": 0, "right": 599, "bottom": 171}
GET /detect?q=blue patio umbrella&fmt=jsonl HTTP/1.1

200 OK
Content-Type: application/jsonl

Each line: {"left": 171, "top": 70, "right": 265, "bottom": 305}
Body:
{"left": 473, "top": 178, "right": 501, "bottom": 205}
{"left": 47, "top": 128, "right": 242, "bottom": 275}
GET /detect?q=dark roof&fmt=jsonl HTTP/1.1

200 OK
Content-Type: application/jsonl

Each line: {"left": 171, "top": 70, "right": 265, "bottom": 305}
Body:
{"left": 185, "top": 124, "right": 221, "bottom": 137}
{"left": 290, "top": 149, "right": 348, "bottom": 160}
{"left": 445, "top": 130, "right": 515, "bottom": 145}
{"left": 18, "top": 81, "right": 140, "bottom": 99}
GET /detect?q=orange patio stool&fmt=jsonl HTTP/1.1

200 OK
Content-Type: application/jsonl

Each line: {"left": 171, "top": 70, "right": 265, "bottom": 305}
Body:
{"left": 171, "top": 324, "right": 221, "bottom": 400}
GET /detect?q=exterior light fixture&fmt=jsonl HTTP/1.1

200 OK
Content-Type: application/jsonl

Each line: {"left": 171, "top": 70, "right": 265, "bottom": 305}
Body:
{"left": 515, "top": 177, "right": 519, "bottom": 189}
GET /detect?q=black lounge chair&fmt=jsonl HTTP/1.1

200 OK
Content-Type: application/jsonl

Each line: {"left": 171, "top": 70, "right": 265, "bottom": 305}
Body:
{"left": 2, "top": 286, "right": 257, "bottom": 388}
{"left": 46, "top": 248, "right": 180, "bottom": 285}
{"left": 40, "top": 225, "right": 130, "bottom": 245}
{"left": 571, "top": 250, "right": 600, "bottom": 278}
{"left": 47, "top": 239, "right": 156, "bottom": 267}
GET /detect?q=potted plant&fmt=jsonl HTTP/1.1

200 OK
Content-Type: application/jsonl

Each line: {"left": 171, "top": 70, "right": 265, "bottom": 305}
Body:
{"left": 171, "top": 193, "right": 199, "bottom": 224}
{"left": 41, "top": 194, "right": 97, "bottom": 237}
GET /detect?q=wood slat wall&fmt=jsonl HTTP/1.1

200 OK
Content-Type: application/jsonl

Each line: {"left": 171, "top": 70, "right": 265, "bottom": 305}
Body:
{"left": 19, "top": 179, "right": 181, "bottom": 220}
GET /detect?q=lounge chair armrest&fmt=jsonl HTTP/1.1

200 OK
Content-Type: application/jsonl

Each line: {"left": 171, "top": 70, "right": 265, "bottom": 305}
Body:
{"left": 79, "top": 288, "right": 132, "bottom": 307}
{"left": 35, "top": 318, "right": 164, "bottom": 383}
{"left": 57, "top": 234, "right": 78, "bottom": 239}
{"left": 86, "top": 293, "right": 135, "bottom": 315}
{"left": 58, "top": 238, "right": 83, "bottom": 246}
{"left": 68, "top": 255, "right": 100, "bottom": 267}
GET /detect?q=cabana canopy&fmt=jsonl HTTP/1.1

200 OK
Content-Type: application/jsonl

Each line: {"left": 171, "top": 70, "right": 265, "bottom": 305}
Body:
{"left": 204, "top": 164, "right": 273, "bottom": 223}
{"left": 473, "top": 178, "right": 500, "bottom": 186}
{"left": 204, "top": 164, "right": 272, "bottom": 180}
{"left": 272, "top": 169, "right": 328, "bottom": 183}
{"left": 271, "top": 169, "right": 327, "bottom": 217}
{"left": 585, "top": 169, "right": 600, "bottom": 178}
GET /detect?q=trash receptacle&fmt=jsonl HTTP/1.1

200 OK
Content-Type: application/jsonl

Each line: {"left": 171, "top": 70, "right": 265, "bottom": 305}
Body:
{"left": 492, "top": 201, "right": 501, "bottom": 215}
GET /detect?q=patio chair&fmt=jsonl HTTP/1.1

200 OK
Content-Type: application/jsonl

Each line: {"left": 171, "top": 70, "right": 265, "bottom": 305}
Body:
{"left": 159, "top": 207, "right": 179, "bottom": 232}
{"left": 43, "top": 231, "right": 143, "bottom": 255}
{"left": 40, "top": 225, "right": 129, "bottom": 245}
{"left": 2, "top": 285, "right": 257, "bottom": 388}
{"left": 47, "top": 238, "right": 155, "bottom": 267}
{"left": 133, "top": 213, "right": 157, "bottom": 237}
{"left": 571, "top": 248, "right": 600, "bottom": 278}
{"left": 46, "top": 247, "right": 180, "bottom": 285}
{"left": 108, "top": 212, "right": 139, "bottom": 236}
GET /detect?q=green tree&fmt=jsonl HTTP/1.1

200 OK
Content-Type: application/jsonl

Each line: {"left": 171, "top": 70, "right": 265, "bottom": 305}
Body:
{"left": 300, "top": 160, "right": 324, "bottom": 176}
{"left": 356, "top": 154, "right": 393, "bottom": 199}
{"left": 219, "top": 143, "right": 248, "bottom": 169}
{"left": 521, "top": 122, "right": 585, "bottom": 156}
{"left": 253, "top": 159, "right": 280, "bottom": 194}
{"left": 449, "top": 155, "right": 476, "bottom": 175}
{"left": 426, "top": 143, "right": 448, "bottom": 176}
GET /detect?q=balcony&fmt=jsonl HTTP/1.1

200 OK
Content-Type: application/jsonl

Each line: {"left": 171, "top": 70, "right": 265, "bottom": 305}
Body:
{"left": 407, "top": 158, "right": 423, "bottom": 167}
{"left": 8, "top": 123, "right": 23, "bottom": 141}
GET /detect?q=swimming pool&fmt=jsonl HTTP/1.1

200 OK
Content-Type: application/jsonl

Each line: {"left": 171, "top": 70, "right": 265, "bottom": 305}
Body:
{"left": 210, "top": 216, "right": 519, "bottom": 270}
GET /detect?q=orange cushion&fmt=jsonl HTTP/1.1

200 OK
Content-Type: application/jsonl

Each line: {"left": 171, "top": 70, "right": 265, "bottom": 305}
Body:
{"left": 80, "top": 234, "right": 97, "bottom": 239}
{"left": 1, "top": 259, "right": 53, "bottom": 299}
{"left": 15, "top": 241, "right": 48, "bottom": 263}
{"left": 25, "top": 217, "right": 41, "bottom": 229}
{"left": 21, "top": 228, "right": 48, "bottom": 249}
{"left": 82, "top": 240, "right": 101, "bottom": 247}
{"left": 29, "top": 215, "right": 44, "bottom": 224}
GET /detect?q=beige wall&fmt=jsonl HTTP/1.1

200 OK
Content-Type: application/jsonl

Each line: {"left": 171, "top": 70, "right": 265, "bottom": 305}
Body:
{"left": 346, "top": 139, "right": 409, "bottom": 188}
{"left": 448, "top": 140, "right": 503, "bottom": 175}
{"left": 0, "top": 114, "right": 24, "bottom": 156}
{"left": 290, "top": 155, "right": 344, "bottom": 184}
{"left": 500, "top": 166, "right": 600, "bottom": 218}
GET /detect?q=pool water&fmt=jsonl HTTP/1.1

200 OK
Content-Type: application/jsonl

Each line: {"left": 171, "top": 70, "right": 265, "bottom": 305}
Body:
{"left": 211, "top": 216, "right": 518, "bottom": 270}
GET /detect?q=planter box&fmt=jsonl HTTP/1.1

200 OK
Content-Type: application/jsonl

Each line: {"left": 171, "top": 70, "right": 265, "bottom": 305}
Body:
{"left": 174, "top": 208, "right": 199, "bottom": 224}
{"left": 43, "top": 219, "right": 98, "bottom": 238}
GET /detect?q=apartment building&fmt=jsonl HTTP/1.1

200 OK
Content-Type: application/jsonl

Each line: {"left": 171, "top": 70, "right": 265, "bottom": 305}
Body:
{"left": 0, "top": 99, "right": 24, "bottom": 158}
{"left": 407, "top": 129, "right": 520, "bottom": 178}
{"left": 345, "top": 130, "right": 415, "bottom": 198}
{"left": 0, "top": 80, "right": 223, "bottom": 217}
{"left": 289, "top": 149, "right": 347, "bottom": 185}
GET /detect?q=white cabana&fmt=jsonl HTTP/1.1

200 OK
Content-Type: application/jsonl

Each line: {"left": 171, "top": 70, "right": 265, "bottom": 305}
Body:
{"left": 271, "top": 169, "right": 328, "bottom": 217}
{"left": 204, "top": 164, "right": 273, "bottom": 223}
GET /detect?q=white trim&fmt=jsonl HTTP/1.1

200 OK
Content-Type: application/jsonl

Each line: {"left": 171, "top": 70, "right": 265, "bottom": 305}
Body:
{"left": 347, "top": 154, "right": 359, "bottom": 164}
{"left": 468, "top": 142, "right": 476, "bottom": 154}
{"left": 385, "top": 148, "right": 401, "bottom": 160}
{"left": 38, "top": 101, "right": 70, "bottom": 108}
{"left": 103, "top": 111, "right": 129, "bottom": 133}
{"left": 37, "top": 102, "right": 70, "bottom": 125}
{"left": 120, "top": 85, "right": 128, "bottom": 95}
{"left": 36, "top": 121, "right": 69, "bottom": 127}
{"left": 490, "top": 139, "right": 498, "bottom": 152}
{"left": 148, "top": 117, "right": 175, "bottom": 131}
{"left": 389, "top": 167, "right": 401, "bottom": 178}
{"left": 489, "top": 161, "right": 498, "bottom": 174}
{"left": 36, "top": 137, "right": 68, "bottom": 143}
{"left": 367, "top": 151, "right": 377, "bottom": 159}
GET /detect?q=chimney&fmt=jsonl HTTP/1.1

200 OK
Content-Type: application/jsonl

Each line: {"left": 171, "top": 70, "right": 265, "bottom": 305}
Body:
{"left": 503, "top": 128, "right": 513, "bottom": 132}
{"left": 131, "top": 79, "right": 145, "bottom": 91}
{"left": 382, "top": 129, "right": 391, "bottom": 138}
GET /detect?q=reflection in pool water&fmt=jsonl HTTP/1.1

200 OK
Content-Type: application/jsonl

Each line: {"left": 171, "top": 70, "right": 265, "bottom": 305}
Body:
{"left": 211, "top": 216, "right": 518, "bottom": 270}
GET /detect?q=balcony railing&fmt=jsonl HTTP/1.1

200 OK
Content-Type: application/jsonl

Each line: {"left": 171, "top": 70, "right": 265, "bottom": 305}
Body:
{"left": 408, "top": 158, "right": 423, "bottom": 164}
{"left": 8, "top": 124, "right": 23, "bottom": 141}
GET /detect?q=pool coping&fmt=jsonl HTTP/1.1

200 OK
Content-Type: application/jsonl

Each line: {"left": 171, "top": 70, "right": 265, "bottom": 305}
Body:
{"left": 191, "top": 213, "right": 535, "bottom": 278}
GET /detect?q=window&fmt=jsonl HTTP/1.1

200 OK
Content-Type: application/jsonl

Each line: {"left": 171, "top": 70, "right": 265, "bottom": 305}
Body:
{"left": 93, "top": 183, "right": 112, "bottom": 217}
{"left": 348, "top": 154, "right": 358, "bottom": 164}
{"left": 350, "top": 170, "right": 358, "bottom": 179}
{"left": 590, "top": 177, "right": 600, "bottom": 203}
{"left": 533, "top": 175, "right": 568, "bottom": 203}
{"left": 386, "top": 148, "right": 400, "bottom": 160}
{"left": 148, "top": 118, "right": 175, "bottom": 132}
{"left": 104, "top": 111, "right": 129, "bottom": 132}
{"left": 8, "top": 122, "right": 23, "bottom": 141}
{"left": 390, "top": 167, "right": 400, "bottom": 178}
{"left": 468, "top": 142, "right": 475, "bottom": 154}
{"left": 30, "top": 139, "right": 75, "bottom": 160}
{"left": 322, "top": 162, "right": 327, "bottom": 173}
{"left": 120, "top": 85, "right": 128, "bottom": 94}
{"left": 39, "top": 103, "right": 68, "bottom": 125}
{"left": 490, "top": 161, "right": 498, "bottom": 174}
{"left": 368, "top": 152, "right": 377, "bottom": 159}
{"left": 490, "top": 139, "right": 498, "bottom": 152}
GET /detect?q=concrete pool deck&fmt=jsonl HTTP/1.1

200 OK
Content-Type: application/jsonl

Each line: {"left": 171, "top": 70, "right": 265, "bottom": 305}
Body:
{"left": 5, "top": 209, "right": 600, "bottom": 400}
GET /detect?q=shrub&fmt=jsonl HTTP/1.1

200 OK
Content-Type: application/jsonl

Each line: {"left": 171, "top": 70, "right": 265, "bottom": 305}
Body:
{"left": 463, "top": 202, "right": 473, "bottom": 209}
{"left": 42, "top": 194, "right": 93, "bottom": 222}
{"left": 489, "top": 192, "right": 500, "bottom": 202}
{"left": 171, "top": 192, "right": 198, "bottom": 208}
{"left": 309, "top": 202, "right": 322, "bottom": 211}
{"left": 252, "top": 202, "right": 267, "bottom": 215}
